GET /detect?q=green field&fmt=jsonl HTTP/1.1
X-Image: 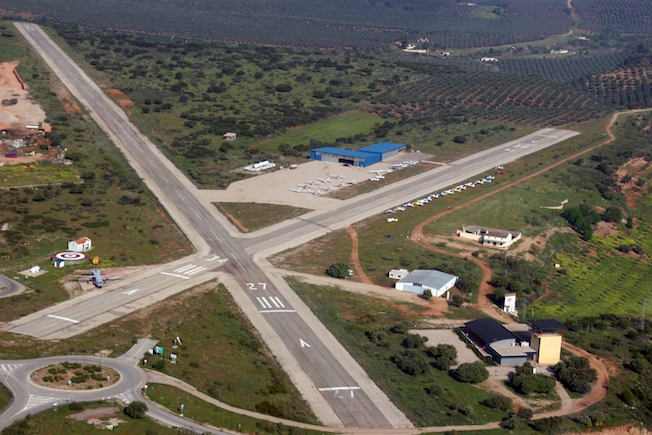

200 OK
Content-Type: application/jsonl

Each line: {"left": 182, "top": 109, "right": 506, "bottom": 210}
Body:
{"left": 253, "top": 109, "right": 381, "bottom": 154}
{"left": 1, "top": 401, "right": 177, "bottom": 434}
{"left": 0, "top": 163, "right": 80, "bottom": 188}
{"left": 0, "top": 283, "right": 315, "bottom": 423}
{"left": 289, "top": 278, "right": 510, "bottom": 426}
{"left": 0, "top": 382, "right": 11, "bottom": 412}
{"left": 146, "top": 384, "right": 323, "bottom": 434}
{"left": 215, "top": 202, "right": 310, "bottom": 233}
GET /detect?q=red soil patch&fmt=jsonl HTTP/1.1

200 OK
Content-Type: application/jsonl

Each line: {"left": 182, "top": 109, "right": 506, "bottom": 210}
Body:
{"left": 594, "top": 221, "right": 619, "bottom": 237}
{"left": 613, "top": 157, "right": 649, "bottom": 209}
{"left": 104, "top": 88, "right": 134, "bottom": 108}
{"left": 346, "top": 226, "right": 373, "bottom": 284}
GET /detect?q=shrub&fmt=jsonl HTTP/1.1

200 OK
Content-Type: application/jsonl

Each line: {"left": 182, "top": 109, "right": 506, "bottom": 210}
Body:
{"left": 481, "top": 395, "right": 512, "bottom": 411}
{"left": 420, "top": 289, "right": 432, "bottom": 300}
{"left": 425, "top": 344, "right": 457, "bottom": 370}
{"left": 517, "top": 407, "right": 533, "bottom": 420}
{"left": 365, "top": 329, "right": 390, "bottom": 347}
{"left": 511, "top": 362, "right": 555, "bottom": 394}
{"left": 602, "top": 206, "right": 622, "bottom": 222}
{"left": 152, "top": 360, "right": 166, "bottom": 371}
{"left": 453, "top": 361, "right": 488, "bottom": 383}
{"left": 530, "top": 416, "right": 562, "bottom": 432}
{"left": 68, "top": 402, "right": 84, "bottom": 412}
{"left": 391, "top": 350, "right": 430, "bottom": 376}
{"left": 450, "top": 294, "right": 464, "bottom": 307}
{"left": 326, "top": 263, "right": 350, "bottom": 279}
{"left": 124, "top": 401, "right": 147, "bottom": 419}
{"left": 389, "top": 322, "right": 410, "bottom": 334}
{"left": 255, "top": 400, "right": 282, "bottom": 417}
{"left": 561, "top": 204, "right": 600, "bottom": 241}
{"left": 401, "top": 334, "right": 427, "bottom": 349}
{"left": 553, "top": 356, "right": 597, "bottom": 393}
{"left": 453, "top": 135, "right": 467, "bottom": 144}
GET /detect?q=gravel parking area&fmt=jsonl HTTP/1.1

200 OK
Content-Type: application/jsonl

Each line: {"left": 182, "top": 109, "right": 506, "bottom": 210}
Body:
{"left": 410, "top": 329, "right": 479, "bottom": 367}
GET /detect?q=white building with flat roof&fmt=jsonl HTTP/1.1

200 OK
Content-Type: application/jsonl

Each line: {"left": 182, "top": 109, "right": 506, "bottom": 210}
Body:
{"left": 395, "top": 269, "right": 458, "bottom": 298}
{"left": 389, "top": 269, "right": 409, "bottom": 280}
{"left": 457, "top": 225, "right": 522, "bottom": 249}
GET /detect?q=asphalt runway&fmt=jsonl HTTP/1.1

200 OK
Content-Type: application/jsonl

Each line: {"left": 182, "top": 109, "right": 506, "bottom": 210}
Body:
{"left": 8, "top": 22, "right": 580, "bottom": 429}
{"left": 13, "top": 22, "right": 409, "bottom": 428}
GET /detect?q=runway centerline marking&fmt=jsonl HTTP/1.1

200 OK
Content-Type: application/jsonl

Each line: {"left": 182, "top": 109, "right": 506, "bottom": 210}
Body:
{"left": 122, "top": 289, "right": 139, "bottom": 296}
{"left": 160, "top": 272, "right": 191, "bottom": 280}
{"left": 46, "top": 314, "right": 79, "bottom": 324}
{"left": 231, "top": 254, "right": 246, "bottom": 271}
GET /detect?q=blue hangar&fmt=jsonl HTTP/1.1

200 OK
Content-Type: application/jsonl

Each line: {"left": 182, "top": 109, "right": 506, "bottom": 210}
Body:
{"left": 310, "top": 142, "right": 406, "bottom": 167}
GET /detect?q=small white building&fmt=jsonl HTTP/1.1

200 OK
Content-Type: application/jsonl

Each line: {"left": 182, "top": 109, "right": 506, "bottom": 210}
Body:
{"left": 388, "top": 269, "right": 409, "bottom": 280}
{"left": 244, "top": 160, "right": 276, "bottom": 172}
{"left": 395, "top": 269, "right": 458, "bottom": 298}
{"left": 503, "top": 293, "right": 517, "bottom": 314}
{"left": 29, "top": 265, "right": 40, "bottom": 275}
{"left": 457, "top": 225, "right": 521, "bottom": 250}
{"left": 481, "top": 57, "right": 499, "bottom": 63}
{"left": 223, "top": 132, "right": 237, "bottom": 141}
{"left": 67, "top": 236, "right": 92, "bottom": 252}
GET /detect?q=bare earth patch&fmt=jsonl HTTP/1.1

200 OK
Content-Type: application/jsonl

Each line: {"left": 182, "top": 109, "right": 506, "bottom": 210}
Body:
{"left": 613, "top": 157, "right": 649, "bottom": 208}
{"left": 0, "top": 60, "right": 51, "bottom": 133}
{"left": 104, "top": 88, "right": 134, "bottom": 108}
{"left": 69, "top": 407, "right": 125, "bottom": 430}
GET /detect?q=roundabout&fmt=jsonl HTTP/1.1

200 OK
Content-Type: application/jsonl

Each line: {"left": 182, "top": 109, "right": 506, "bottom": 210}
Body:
{"left": 30, "top": 361, "right": 121, "bottom": 391}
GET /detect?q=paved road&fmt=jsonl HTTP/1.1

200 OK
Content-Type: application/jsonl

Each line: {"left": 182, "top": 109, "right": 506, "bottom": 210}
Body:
{"left": 13, "top": 22, "right": 408, "bottom": 429}
{"left": 0, "top": 275, "right": 25, "bottom": 299}
{"left": 0, "top": 339, "right": 227, "bottom": 433}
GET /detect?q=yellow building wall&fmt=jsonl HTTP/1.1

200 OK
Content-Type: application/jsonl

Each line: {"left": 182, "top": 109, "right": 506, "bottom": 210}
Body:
{"left": 532, "top": 333, "right": 562, "bottom": 365}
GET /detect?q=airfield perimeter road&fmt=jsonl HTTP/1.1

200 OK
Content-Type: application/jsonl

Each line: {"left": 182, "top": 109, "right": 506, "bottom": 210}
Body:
{"left": 9, "top": 22, "right": 578, "bottom": 429}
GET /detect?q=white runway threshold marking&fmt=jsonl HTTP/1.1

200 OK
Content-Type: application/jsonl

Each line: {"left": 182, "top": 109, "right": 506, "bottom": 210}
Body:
{"left": 260, "top": 309, "right": 297, "bottom": 313}
{"left": 318, "top": 386, "right": 361, "bottom": 398}
{"left": 46, "top": 314, "right": 79, "bottom": 323}
{"left": 160, "top": 272, "right": 191, "bottom": 279}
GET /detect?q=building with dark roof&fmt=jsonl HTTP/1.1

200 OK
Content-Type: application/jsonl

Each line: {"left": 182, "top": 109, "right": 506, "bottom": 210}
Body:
{"left": 465, "top": 318, "right": 516, "bottom": 348}
{"left": 465, "top": 318, "right": 537, "bottom": 366}
{"left": 531, "top": 319, "right": 566, "bottom": 332}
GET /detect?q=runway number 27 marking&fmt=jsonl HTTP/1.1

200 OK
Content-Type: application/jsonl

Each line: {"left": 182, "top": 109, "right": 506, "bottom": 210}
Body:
{"left": 247, "top": 282, "right": 267, "bottom": 291}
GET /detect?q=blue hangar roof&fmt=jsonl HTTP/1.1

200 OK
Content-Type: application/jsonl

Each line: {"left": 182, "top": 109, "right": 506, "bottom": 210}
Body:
{"left": 358, "top": 142, "right": 406, "bottom": 154}
{"left": 311, "top": 147, "right": 377, "bottom": 159}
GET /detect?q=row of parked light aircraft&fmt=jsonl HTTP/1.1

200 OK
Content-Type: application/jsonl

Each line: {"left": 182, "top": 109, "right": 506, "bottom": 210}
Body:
{"left": 384, "top": 174, "right": 495, "bottom": 221}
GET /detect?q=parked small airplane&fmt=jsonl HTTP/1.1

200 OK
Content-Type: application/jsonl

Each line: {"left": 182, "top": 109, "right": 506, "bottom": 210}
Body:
{"left": 76, "top": 268, "right": 122, "bottom": 288}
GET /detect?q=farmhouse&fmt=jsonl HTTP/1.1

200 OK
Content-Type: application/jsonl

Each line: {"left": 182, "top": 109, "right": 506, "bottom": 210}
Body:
{"left": 67, "top": 236, "right": 92, "bottom": 252}
{"left": 223, "top": 132, "right": 237, "bottom": 141}
{"left": 457, "top": 225, "right": 522, "bottom": 249}
{"left": 310, "top": 142, "right": 406, "bottom": 167}
{"left": 395, "top": 269, "right": 458, "bottom": 298}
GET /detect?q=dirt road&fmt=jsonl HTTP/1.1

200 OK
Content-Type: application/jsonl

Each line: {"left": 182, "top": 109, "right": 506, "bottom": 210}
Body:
{"left": 346, "top": 226, "right": 373, "bottom": 284}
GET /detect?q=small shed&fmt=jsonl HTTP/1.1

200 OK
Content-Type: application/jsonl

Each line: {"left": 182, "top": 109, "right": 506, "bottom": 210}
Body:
{"left": 223, "top": 132, "right": 237, "bottom": 141}
{"left": 68, "top": 237, "right": 92, "bottom": 252}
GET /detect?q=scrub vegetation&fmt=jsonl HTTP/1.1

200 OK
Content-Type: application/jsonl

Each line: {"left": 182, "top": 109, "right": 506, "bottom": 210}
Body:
{"left": 289, "top": 278, "right": 512, "bottom": 426}
{"left": 0, "top": 283, "right": 316, "bottom": 423}
{"left": 0, "top": 22, "right": 191, "bottom": 320}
